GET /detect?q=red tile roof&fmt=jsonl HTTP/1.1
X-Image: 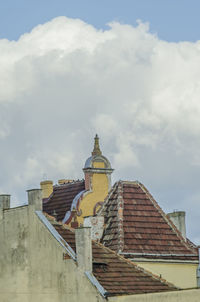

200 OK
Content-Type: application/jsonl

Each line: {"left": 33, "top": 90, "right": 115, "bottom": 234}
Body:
{"left": 100, "top": 181, "right": 198, "bottom": 261}
{"left": 43, "top": 180, "right": 85, "bottom": 222}
{"left": 45, "top": 214, "right": 177, "bottom": 296}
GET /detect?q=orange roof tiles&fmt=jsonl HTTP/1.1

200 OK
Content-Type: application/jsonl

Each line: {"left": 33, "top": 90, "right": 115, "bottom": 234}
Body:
{"left": 100, "top": 181, "right": 198, "bottom": 261}
{"left": 47, "top": 217, "right": 177, "bottom": 296}
{"left": 43, "top": 180, "right": 85, "bottom": 222}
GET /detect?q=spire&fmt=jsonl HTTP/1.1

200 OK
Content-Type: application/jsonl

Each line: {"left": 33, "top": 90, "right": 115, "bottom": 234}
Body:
{"left": 92, "top": 134, "right": 102, "bottom": 156}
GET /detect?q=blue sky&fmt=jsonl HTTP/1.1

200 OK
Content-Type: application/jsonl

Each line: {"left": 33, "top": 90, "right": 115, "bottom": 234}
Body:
{"left": 1, "top": 0, "right": 200, "bottom": 42}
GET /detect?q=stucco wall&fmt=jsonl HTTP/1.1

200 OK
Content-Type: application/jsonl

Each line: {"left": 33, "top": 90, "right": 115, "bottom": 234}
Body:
{"left": 0, "top": 205, "right": 105, "bottom": 302}
{"left": 135, "top": 261, "right": 198, "bottom": 288}
{"left": 109, "top": 289, "right": 200, "bottom": 302}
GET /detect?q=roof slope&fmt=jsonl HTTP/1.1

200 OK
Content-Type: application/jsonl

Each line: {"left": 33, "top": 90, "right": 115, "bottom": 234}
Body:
{"left": 43, "top": 180, "right": 85, "bottom": 222}
{"left": 46, "top": 214, "right": 177, "bottom": 296}
{"left": 100, "top": 181, "right": 198, "bottom": 261}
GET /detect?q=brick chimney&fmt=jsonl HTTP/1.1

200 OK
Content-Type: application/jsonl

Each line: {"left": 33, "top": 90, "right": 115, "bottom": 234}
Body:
{"left": 75, "top": 227, "right": 92, "bottom": 272}
{"left": 167, "top": 211, "right": 186, "bottom": 240}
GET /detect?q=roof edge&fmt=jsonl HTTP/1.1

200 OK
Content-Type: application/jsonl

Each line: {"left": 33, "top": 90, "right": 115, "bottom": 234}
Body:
{"left": 85, "top": 271, "right": 108, "bottom": 298}
{"left": 137, "top": 182, "right": 198, "bottom": 255}
{"left": 35, "top": 210, "right": 76, "bottom": 260}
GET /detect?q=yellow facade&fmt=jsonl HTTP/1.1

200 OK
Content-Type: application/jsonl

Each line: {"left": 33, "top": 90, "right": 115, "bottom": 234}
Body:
{"left": 135, "top": 261, "right": 198, "bottom": 289}
{"left": 77, "top": 160, "right": 110, "bottom": 226}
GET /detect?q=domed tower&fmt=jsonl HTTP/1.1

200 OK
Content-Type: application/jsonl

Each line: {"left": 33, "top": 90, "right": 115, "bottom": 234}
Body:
{"left": 76, "top": 135, "right": 114, "bottom": 225}
{"left": 83, "top": 134, "right": 113, "bottom": 192}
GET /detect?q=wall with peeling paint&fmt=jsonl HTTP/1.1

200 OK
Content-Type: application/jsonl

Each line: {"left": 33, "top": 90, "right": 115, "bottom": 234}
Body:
{"left": 0, "top": 205, "right": 105, "bottom": 302}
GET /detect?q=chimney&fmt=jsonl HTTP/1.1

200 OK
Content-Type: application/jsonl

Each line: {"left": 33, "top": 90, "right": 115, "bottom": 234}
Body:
{"left": 0, "top": 195, "right": 10, "bottom": 220}
{"left": 27, "top": 189, "right": 42, "bottom": 211}
{"left": 84, "top": 216, "right": 104, "bottom": 241}
{"left": 167, "top": 211, "right": 186, "bottom": 240}
{"left": 75, "top": 227, "right": 92, "bottom": 272}
{"left": 40, "top": 180, "right": 53, "bottom": 199}
{"left": 58, "top": 179, "right": 73, "bottom": 185}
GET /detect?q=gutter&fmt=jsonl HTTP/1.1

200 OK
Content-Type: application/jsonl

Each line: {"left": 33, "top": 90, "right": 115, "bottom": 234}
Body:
{"left": 121, "top": 252, "right": 198, "bottom": 257}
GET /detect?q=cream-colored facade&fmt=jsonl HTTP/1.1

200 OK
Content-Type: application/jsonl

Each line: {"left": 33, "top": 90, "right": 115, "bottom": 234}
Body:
{"left": 134, "top": 260, "right": 198, "bottom": 289}
{"left": 0, "top": 195, "right": 105, "bottom": 302}
{"left": 138, "top": 260, "right": 198, "bottom": 288}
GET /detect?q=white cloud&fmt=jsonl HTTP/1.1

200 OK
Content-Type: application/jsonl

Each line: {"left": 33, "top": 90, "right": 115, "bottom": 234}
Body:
{"left": 0, "top": 16, "right": 199, "bottom": 243}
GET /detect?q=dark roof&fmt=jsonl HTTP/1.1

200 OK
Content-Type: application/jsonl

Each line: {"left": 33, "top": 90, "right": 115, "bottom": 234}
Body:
{"left": 43, "top": 180, "right": 85, "bottom": 222}
{"left": 100, "top": 181, "right": 198, "bottom": 261}
{"left": 45, "top": 214, "right": 177, "bottom": 296}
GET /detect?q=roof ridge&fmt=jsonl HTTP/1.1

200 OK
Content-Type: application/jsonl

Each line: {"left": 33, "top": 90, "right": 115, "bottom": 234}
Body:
{"left": 138, "top": 182, "right": 197, "bottom": 255}
{"left": 116, "top": 181, "right": 124, "bottom": 253}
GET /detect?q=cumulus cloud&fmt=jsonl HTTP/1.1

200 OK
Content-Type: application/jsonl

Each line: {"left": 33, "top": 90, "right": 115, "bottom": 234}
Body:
{"left": 0, "top": 16, "right": 199, "bottom": 243}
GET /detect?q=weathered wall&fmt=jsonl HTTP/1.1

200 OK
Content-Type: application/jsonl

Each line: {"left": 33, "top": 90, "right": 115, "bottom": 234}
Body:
{"left": 135, "top": 261, "right": 198, "bottom": 288}
{"left": 109, "top": 289, "right": 200, "bottom": 302}
{"left": 0, "top": 205, "right": 105, "bottom": 302}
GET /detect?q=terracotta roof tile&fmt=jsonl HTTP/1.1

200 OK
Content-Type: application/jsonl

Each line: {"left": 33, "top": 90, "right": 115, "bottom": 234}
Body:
{"left": 46, "top": 215, "right": 177, "bottom": 296}
{"left": 100, "top": 181, "right": 198, "bottom": 261}
{"left": 43, "top": 180, "right": 85, "bottom": 221}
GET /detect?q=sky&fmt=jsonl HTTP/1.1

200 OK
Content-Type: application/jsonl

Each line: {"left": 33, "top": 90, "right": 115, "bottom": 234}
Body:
{"left": 0, "top": 1, "right": 200, "bottom": 244}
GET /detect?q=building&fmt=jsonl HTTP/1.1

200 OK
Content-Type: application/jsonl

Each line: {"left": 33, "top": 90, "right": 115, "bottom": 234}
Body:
{"left": 1, "top": 135, "right": 200, "bottom": 301}
{"left": 41, "top": 135, "right": 199, "bottom": 289}
{"left": 1, "top": 191, "right": 200, "bottom": 302}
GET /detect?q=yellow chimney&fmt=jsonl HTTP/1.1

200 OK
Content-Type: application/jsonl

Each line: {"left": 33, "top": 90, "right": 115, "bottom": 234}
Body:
{"left": 58, "top": 179, "right": 73, "bottom": 185}
{"left": 40, "top": 180, "right": 53, "bottom": 199}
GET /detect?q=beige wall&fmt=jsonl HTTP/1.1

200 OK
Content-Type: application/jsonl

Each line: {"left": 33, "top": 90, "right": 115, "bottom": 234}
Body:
{"left": 0, "top": 205, "right": 105, "bottom": 302}
{"left": 135, "top": 261, "right": 198, "bottom": 289}
{"left": 109, "top": 289, "right": 200, "bottom": 302}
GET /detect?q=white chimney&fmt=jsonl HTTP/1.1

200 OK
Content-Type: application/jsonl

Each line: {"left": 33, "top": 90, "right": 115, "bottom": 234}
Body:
{"left": 75, "top": 227, "right": 92, "bottom": 272}
{"left": 27, "top": 189, "right": 42, "bottom": 211}
{"left": 0, "top": 195, "right": 10, "bottom": 220}
{"left": 167, "top": 211, "right": 186, "bottom": 240}
{"left": 84, "top": 216, "right": 104, "bottom": 241}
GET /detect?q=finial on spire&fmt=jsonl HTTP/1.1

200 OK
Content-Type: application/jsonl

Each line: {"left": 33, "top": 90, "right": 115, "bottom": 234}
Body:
{"left": 92, "top": 134, "right": 102, "bottom": 156}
